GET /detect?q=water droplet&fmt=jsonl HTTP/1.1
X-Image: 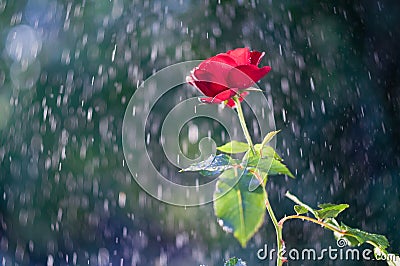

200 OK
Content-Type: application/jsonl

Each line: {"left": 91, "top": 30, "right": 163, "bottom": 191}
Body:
{"left": 6, "top": 25, "right": 42, "bottom": 66}
{"left": 310, "top": 77, "right": 315, "bottom": 91}
{"left": 188, "top": 124, "right": 198, "bottom": 144}
{"left": 98, "top": 248, "right": 110, "bottom": 266}
{"left": 281, "top": 78, "right": 289, "bottom": 94}
{"left": 118, "top": 192, "right": 126, "bottom": 208}
{"left": 282, "top": 109, "right": 287, "bottom": 122}
{"left": 47, "top": 254, "right": 54, "bottom": 266}
{"left": 321, "top": 100, "right": 326, "bottom": 114}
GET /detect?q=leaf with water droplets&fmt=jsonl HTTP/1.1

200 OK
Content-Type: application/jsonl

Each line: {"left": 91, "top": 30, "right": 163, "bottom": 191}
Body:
{"left": 314, "top": 203, "right": 349, "bottom": 219}
{"left": 217, "top": 141, "right": 249, "bottom": 154}
{"left": 332, "top": 221, "right": 398, "bottom": 265}
{"left": 180, "top": 154, "right": 238, "bottom": 176}
{"left": 214, "top": 169, "right": 266, "bottom": 248}
{"left": 338, "top": 222, "right": 389, "bottom": 248}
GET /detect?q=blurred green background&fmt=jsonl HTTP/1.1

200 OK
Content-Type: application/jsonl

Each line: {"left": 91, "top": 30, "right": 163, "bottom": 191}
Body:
{"left": 0, "top": 0, "right": 399, "bottom": 265}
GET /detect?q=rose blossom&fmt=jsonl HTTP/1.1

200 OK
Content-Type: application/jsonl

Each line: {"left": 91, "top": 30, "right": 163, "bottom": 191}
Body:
{"left": 187, "top": 47, "right": 271, "bottom": 107}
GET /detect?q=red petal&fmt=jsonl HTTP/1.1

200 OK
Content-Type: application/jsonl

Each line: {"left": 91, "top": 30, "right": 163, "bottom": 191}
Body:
{"left": 225, "top": 99, "right": 236, "bottom": 107}
{"left": 239, "top": 90, "right": 249, "bottom": 98}
{"left": 249, "top": 51, "right": 265, "bottom": 66}
{"left": 227, "top": 65, "right": 271, "bottom": 88}
{"left": 192, "top": 68, "right": 230, "bottom": 96}
{"left": 195, "top": 60, "right": 234, "bottom": 88}
{"left": 192, "top": 80, "right": 228, "bottom": 97}
{"left": 214, "top": 89, "right": 237, "bottom": 101}
{"left": 226, "top": 47, "right": 251, "bottom": 65}
{"left": 198, "top": 54, "right": 237, "bottom": 69}
{"left": 192, "top": 68, "right": 213, "bottom": 82}
{"left": 199, "top": 89, "right": 239, "bottom": 106}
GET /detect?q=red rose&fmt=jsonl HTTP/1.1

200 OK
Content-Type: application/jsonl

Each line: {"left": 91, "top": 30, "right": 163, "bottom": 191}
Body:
{"left": 187, "top": 47, "right": 271, "bottom": 107}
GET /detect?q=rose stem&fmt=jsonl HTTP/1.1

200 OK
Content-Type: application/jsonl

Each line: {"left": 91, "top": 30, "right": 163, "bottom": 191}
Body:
{"left": 233, "top": 97, "right": 256, "bottom": 155}
{"left": 264, "top": 189, "right": 284, "bottom": 266}
{"left": 233, "top": 96, "right": 284, "bottom": 266}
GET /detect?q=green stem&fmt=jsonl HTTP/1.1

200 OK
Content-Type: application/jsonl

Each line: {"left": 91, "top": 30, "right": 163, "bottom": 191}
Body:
{"left": 264, "top": 190, "right": 285, "bottom": 266}
{"left": 233, "top": 96, "right": 284, "bottom": 265}
{"left": 233, "top": 97, "right": 256, "bottom": 155}
{"left": 278, "top": 215, "right": 345, "bottom": 235}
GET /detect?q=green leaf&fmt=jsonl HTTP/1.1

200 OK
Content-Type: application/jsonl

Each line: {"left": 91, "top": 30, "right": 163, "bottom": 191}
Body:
{"left": 242, "top": 155, "right": 271, "bottom": 191}
{"left": 260, "top": 130, "right": 281, "bottom": 147}
{"left": 245, "top": 168, "right": 268, "bottom": 192}
{"left": 324, "top": 217, "right": 340, "bottom": 228}
{"left": 244, "top": 152, "right": 293, "bottom": 178}
{"left": 180, "top": 154, "right": 237, "bottom": 176}
{"left": 285, "top": 191, "right": 317, "bottom": 217}
{"left": 253, "top": 145, "right": 282, "bottom": 160}
{"left": 294, "top": 205, "right": 308, "bottom": 215}
{"left": 246, "top": 156, "right": 272, "bottom": 172}
{"left": 268, "top": 158, "right": 295, "bottom": 178}
{"left": 286, "top": 192, "right": 348, "bottom": 218}
{"left": 217, "top": 141, "right": 249, "bottom": 154}
{"left": 214, "top": 169, "right": 266, "bottom": 248}
{"left": 246, "top": 156, "right": 293, "bottom": 178}
{"left": 314, "top": 203, "right": 349, "bottom": 219}
{"left": 224, "top": 257, "right": 247, "bottom": 266}
{"left": 339, "top": 222, "right": 389, "bottom": 249}
{"left": 334, "top": 221, "right": 399, "bottom": 265}
{"left": 249, "top": 168, "right": 268, "bottom": 186}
